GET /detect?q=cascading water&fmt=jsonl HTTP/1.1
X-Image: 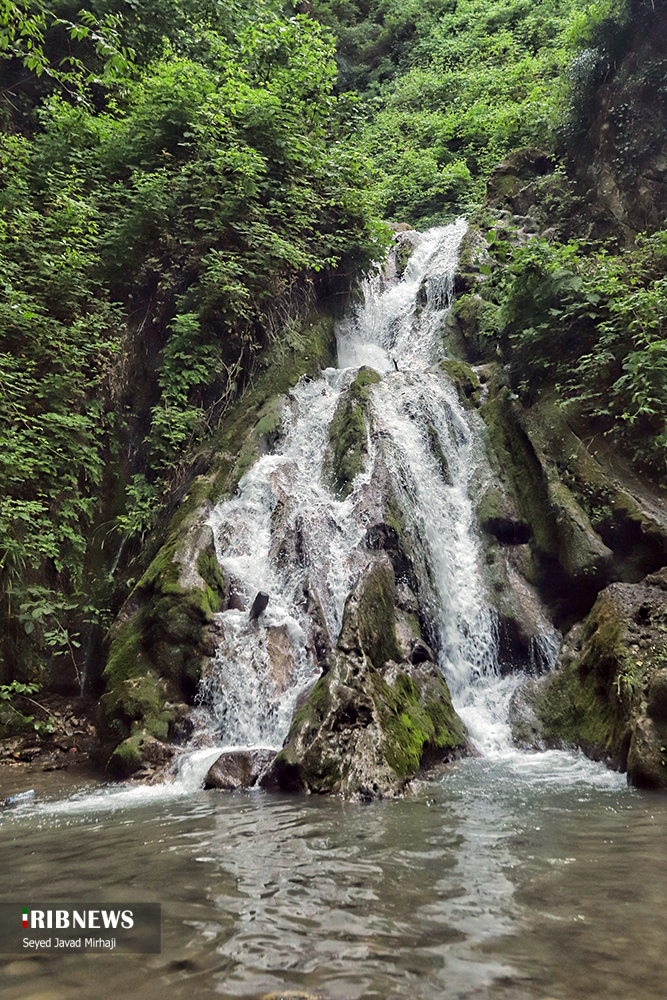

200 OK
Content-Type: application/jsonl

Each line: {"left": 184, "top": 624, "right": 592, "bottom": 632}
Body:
{"left": 196, "top": 219, "right": 554, "bottom": 765}
{"left": 199, "top": 370, "right": 377, "bottom": 750}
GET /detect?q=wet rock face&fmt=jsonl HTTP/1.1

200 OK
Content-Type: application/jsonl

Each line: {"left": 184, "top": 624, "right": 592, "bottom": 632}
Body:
{"left": 478, "top": 379, "right": 667, "bottom": 626}
{"left": 204, "top": 748, "right": 276, "bottom": 791}
{"left": 322, "top": 367, "right": 380, "bottom": 498}
{"left": 262, "top": 557, "right": 469, "bottom": 800}
{"left": 510, "top": 577, "right": 667, "bottom": 789}
{"left": 566, "top": 8, "right": 667, "bottom": 242}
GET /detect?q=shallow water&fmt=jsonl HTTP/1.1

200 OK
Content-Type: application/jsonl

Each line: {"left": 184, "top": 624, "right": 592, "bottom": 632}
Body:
{"left": 2, "top": 752, "right": 665, "bottom": 1000}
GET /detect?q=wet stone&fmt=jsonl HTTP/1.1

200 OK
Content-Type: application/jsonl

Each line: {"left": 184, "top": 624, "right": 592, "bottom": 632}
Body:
{"left": 204, "top": 748, "right": 276, "bottom": 791}
{"left": 410, "top": 639, "right": 435, "bottom": 664}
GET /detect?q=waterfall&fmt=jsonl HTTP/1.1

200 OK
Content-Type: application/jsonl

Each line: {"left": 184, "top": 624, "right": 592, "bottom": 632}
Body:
{"left": 198, "top": 221, "right": 551, "bottom": 760}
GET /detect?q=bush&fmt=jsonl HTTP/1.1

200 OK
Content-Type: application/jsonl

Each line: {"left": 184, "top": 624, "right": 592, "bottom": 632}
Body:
{"left": 480, "top": 230, "right": 667, "bottom": 473}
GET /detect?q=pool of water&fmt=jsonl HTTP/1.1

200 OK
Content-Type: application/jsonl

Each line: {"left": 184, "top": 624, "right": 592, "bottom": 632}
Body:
{"left": 2, "top": 750, "right": 665, "bottom": 1000}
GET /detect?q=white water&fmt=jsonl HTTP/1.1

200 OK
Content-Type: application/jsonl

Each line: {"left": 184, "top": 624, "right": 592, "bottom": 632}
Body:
{"left": 198, "top": 220, "right": 559, "bottom": 764}
{"left": 336, "top": 222, "right": 532, "bottom": 756}
{"left": 201, "top": 365, "right": 380, "bottom": 750}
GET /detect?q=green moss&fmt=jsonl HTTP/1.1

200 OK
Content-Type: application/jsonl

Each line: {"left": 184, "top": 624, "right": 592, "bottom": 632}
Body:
{"left": 103, "top": 532, "right": 214, "bottom": 748}
{"left": 323, "top": 366, "right": 380, "bottom": 497}
{"left": 457, "top": 225, "right": 485, "bottom": 271}
{"left": 196, "top": 541, "right": 226, "bottom": 614}
{"left": 403, "top": 611, "right": 422, "bottom": 638}
{"left": 372, "top": 669, "right": 467, "bottom": 780}
{"left": 477, "top": 486, "right": 505, "bottom": 527}
{"left": 357, "top": 561, "right": 402, "bottom": 668}
{"left": 104, "top": 616, "right": 147, "bottom": 688}
{"left": 449, "top": 294, "right": 501, "bottom": 355}
{"left": 350, "top": 367, "right": 381, "bottom": 394}
{"left": 100, "top": 667, "right": 175, "bottom": 751}
{"left": 440, "top": 359, "right": 481, "bottom": 408}
{"left": 107, "top": 732, "right": 145, "bottom": 774}
{"left": 227, "top": 397, "right": 285, "bottom": 495}
{"left": 288, "top": 676, "right": 331, "bottom": 736}
{"left": 530, "top": 589, "right": 658, "bottom": 761}
{"left": 271, "top": 738, "right": 342, "bottom": 794}
{"left": 537, "top": 658, "right": 615, "bottom": 749}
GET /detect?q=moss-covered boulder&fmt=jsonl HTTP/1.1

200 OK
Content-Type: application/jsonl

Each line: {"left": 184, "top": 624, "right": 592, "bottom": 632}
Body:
{"left": 99, "top": 512, "right": 225, "bottom": 771}
{"left": 262, "top": 556, "right": 469, "bottom": 799}
{"left": 107, "top": 730, "right": 177, "bottom": 779}
{"left": 322, "top": 366, "right": 380, "bottom": 497}
{"left": 510, "top": 577, "right": 667, "bottom": 789}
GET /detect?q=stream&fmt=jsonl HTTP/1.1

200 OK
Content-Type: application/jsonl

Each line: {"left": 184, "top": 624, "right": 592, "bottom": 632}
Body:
{"left": 2, "top": 223, "right": 665, "bottom": 1000}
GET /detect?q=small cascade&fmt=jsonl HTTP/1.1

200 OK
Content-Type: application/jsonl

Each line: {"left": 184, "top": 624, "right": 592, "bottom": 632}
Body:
{"left": 194, "top": 220, "right": 557, "bottom": 760}
{"left": 200, "top": 371, "right": 380, "bottom": 749}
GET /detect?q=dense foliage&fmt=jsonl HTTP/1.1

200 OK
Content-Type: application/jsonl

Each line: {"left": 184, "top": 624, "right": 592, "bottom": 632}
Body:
{"left": 0, "top": 0, "right": 386, "bottom": 686}
{"left": 312, "top": 0, "right": 617, "bottom": 223}
{"left": 468, "top": 224, "right": 667, "bottom": 473}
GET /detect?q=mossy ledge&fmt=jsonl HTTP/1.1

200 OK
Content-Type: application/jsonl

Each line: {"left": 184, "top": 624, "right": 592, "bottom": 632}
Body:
{"left": 101, "top": 311, "right": 337, "bottom": 776}
{"left": 262, "top": 555, "right": 469, "bottom": 799}
{"left": 440, "top": 359, "right": 482, "bottom": 409}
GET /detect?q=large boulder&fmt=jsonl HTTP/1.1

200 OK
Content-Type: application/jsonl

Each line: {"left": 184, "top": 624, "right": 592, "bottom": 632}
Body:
{"left": 204, "top": 748, "right": 276, "bottom": 790}
{"left": 510, "top": 576, "right": 667, "bottom": 789}
{"left": 262, "top": 557, "right": 469, "bottom": 799}
{"left": 107, "top": 731, "right": 177, "bottom": 779}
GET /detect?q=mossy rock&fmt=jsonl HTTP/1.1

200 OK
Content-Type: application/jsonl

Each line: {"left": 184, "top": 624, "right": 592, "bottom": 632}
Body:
{"left": 101, "top": 515, "right": 223, "bottom": 754}
{"left": 512, "top": 579, "right": 667, "bottom": 789}
{"left": 107, "top": 730, "right": 176, "bottom": 778}
{"left": 443, "top": 294, "right": 500, "bottom": 360}
{"left": 373, "top": 666, "right": 467, "bottom": 780}
{"left": 395, "top": 238, "right": 415, "bottom": 278}
{"left": 262, "top": 556, "right": 468, "bottom": 798}
{"left": 322, "top": 366, "right": 380, "bottom": 497}
{"left": 440, "top": 359, "right": 481, "bottom": 408}
{"left": 477, "top": 485, "right": 530, "bottom": 544}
